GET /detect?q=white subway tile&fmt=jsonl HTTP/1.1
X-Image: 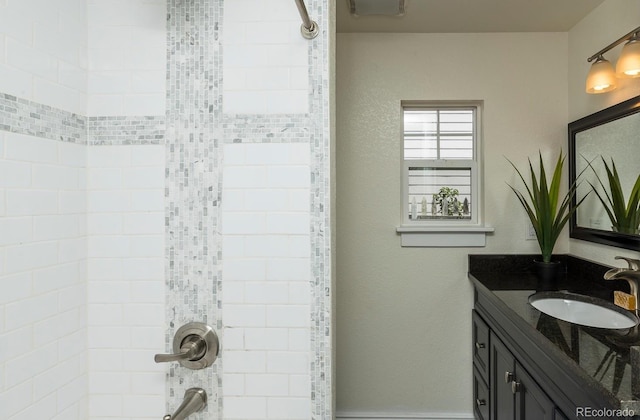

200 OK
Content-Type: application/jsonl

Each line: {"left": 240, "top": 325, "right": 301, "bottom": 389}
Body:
{"left": 33, "top": 358, "right": 79, "bottom": 401}
{"left": 122, "top": 166, "right": 165, "bottom": 189}
{"left": 88, "top": 236, "right": 131, "bottom": 258}
{"left": 221, "top": 190, "right": 245, "bottom": 211}
{"left": 223, "top": 0, "right": 267, "bottom": 23}
{"left": 130, "top": 70, "right": 165, "bottom": 93}
{"left": 289, "top": 375, "right": 311, "bottom": 397}
{"left": 4, "top": 292, "right": 58, "bottom": 331}
{"left": 59, "top": 190, "right": 87, "bottom": 214}
{"left": 34, "top": 77, "right": 86, "bottom": 116}
{"left": 88, "top": 47, "right": 125, "bottom": 71}
{"left": 288, "top": 236, "right": 310, "bottom": 258}
{"left": 122, "top": 47, "right": 165, "bottom": 71}
{"left": 87, "top": 258, "right": 123, "bottom": 280}
{"left": 0, "top": 160, "right": 31, "bottom": 188}
{"left": 88, "top": 24, "right": 133, "bottom": 50}
{"left": 5, "top": 133, "right": 58, "bottom": 163}
{"left": 267, "top": 166, "right": 310, "bottom": 188}
{"left": 223, "top": 90, "right": 267, "bottom": 115}
{"left": 87, "top": 190, "right": 130, "bottom": 212}
{"left": 129, "top": 235, "right": 164, "bottom": 257}
{"left": 267, "top": 44, "right": 308, "bottom": 67}
{"left": 89, "top": 372, "right": 130, "bottom": 394}
{"left": 0, "top": 9, "right": 33, "bottom": 44}
{"left": 33, "top": 308, "right": 80, "bottom": 347}
{"left": 222, "top": 374, "right": 245, "bottom": 396}
{"left": 267, "top": 213, "right": 310, "bottom": 234}
{"left": 130, "top": 326, "right": 164, "bottom": 350}
{"left": 224, "top": 45, "right": 269, "bottom": 68}
{"left": 290, "top": 66, "right": 308, "bottom": 90}
{"left": 89, "top": 394, "right": 122, "bottom": 417}
{"left": 222, "top": 327, "right": 245, "bottom": 350}
{"left": 222, "top": 212, "right": 266, "bottom": 234}
{"left": 88, "top": 304, "right": 123, "bottom": 326}
{"left": 87, "top": 213, "right": 123, "bottom": 235}
{"left": 246, "top": 374, "right": 289, "bottom": 396}
{"left": 6, "top": 37, "right": 57, "bottom": 81}
{"left": 58, "top": 61, "right": 88, "bottom": 92}
{"left": 5, "top": 241, "right": 58, "bottom": 274}
{"left": 267, "top": 352, "right": 309, "bottom": 374}
{"left": 0, "top": 272, "right": 32, "bottom": 304}
{"left": 88, "top": 167, "right": 123, "bottom": 189}
{"left": 0, "top": 326, "right": 33, "bottom": 362}
{"left": 130, "top": 280, "right": 164, "bottom": 303}
{"left": 32, "top": 262, "right": 80, "bottom": 293}
{"left": 0, "top": 380, "right": 33, "bottom": 418}
{"left": 244, "top": 236, "right": 289, "bottom": 258}
{"left": 122, "top": 93, "right": 166, "bottom": 115}
{"left": 222, "top": 236, "right": 244, "bottom": 258}
{"left": 288, "top": 329, "right": 309, "bottom": 352}
{"left": 58, "top": 237, "right": 87, "bottom": 263}
{"left": 223, "top": 259, "right": 266, "bottom": 281}
{"left": 221, "top": 282, "right": 245, "bottom": 303}
{"left": 245, "top": 282, "right": 288, "bottom": 304}
{"left": 87, "top": 94, "right": 124, "bottom": 116}
{"left": 130, "top": 190, "right": 163, "bottom": 211}
{"left": 267, "top": 397, "right": 311, "bottom": 419}
{"left": 245, "top": 67, "right": 289, "bottom": 90}
{"left": 266, "top": 90, "right": 308, "bottom": 114}
{"left": 58, "top": 142, "right": 87, "bottom": 168}
{"left": 224, "top": 396, "right": 267, "bottom": 419}
{"left": 88, "top": 281, "right": 130, "bottom": 304}
{"left": 33, "top": 214, "right": 80, "bottom": 241}
{"left": 5, "top": 190, "right": 58, "bottom": 216}
{"left": 122, "top": 303, "right": 163, "bottom": 326}
{"left": 288, "top": 189, "right": 310, "bottom": 212}
{"left": 244, "top": 328, "right": 288, "bottom": 351}
{"left": 267, "top": 256, "right": 311, "bottom": 282}
{"left": 267, "top": 305, "right": 310, "bottom": 328}
{"left": 121, "top": 258, "right": 163, "bottom": 280}
{"left": 130, "top": 372, "right": 164, "bottom": 395}
{"left": 89, "top": 70, "right": 131, "bottom": 94}
{"left": 223, "top": 67, "right": 246, "bottom": 90}
{"left": 0, "top": 64, "right": 33, "bottom": 99}
{"left": 245, "top": 190, "right": 288, "bottom": 211}
{"left": 33, "top": 21, "right": 78, "bottom": 65}
{"left": 288, "top": 282, "right": 311, "bottom": 305}
{"left": 58, "top": 283, "right": 87, "bottom": 312}
{"left": 123, "top": 212, "right": 164, "bottom": 234}
{"left": 122, "top": 349, "right": 162, "bottom": 372}
{"left": 58, "top": 376, "right": 88, "bottom": 412}
{"left": 5, "top": 344, "right": 58, "bottom": 388}
{"left": 88, "top": 325, "right": 131, "bottom": 349}
{"left": 88, "top": 146, "right": 131, "bottom": 168}
{"left": 130, "top": 145, "right": 165, "bottom": 166}
{"left": 224, "top": 305, "right": 266, "bottom": 327}
{"left": 0, "top": 216, "right": 33, "bottom": 246}
{"left": 88, "top": 349, "right": 123, "bottom": 372}
{"left": 224, "top": 351, "right": 266, "bottom": 373}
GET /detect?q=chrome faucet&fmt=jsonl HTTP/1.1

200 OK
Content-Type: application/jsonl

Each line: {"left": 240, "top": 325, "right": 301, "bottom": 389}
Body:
{"left": 604, "top": 256, "right": 640, "bottom": 311}
{"left": 163, "top": 388, "right": 207, "bottom": 420}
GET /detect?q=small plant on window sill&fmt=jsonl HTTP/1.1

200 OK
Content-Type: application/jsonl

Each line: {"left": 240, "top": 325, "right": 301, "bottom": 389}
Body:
{"left": 432, "top": 187, "right": 466, "bottom": 218}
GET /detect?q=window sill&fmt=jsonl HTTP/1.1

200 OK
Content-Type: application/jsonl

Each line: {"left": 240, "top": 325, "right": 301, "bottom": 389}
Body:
{"left": 396, "top": 225, "right": 494, "bottom": 247}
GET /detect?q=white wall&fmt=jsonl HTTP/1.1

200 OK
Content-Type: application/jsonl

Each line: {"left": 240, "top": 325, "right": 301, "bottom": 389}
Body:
{"left": 567, "top": 0, "right": 640, "bottom": 264}
{"left": 0, "top": 0, "right": 87, "bottom": 114}
{"left": 336, "top": 32, "right": 569, "bottom": 416}
{"left": 0, "top": 134, "right": 88, "bottom": 420}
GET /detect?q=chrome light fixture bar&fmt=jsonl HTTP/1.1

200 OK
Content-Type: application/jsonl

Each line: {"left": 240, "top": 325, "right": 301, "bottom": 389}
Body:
{"left": 586, "top": 25, "right": 640, "bottom": 94}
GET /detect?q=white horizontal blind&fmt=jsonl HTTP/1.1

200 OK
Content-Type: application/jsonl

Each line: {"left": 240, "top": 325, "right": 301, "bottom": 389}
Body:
{"left": 402, "top": 105, "right": 478, "bottom": 223}
{"left": 403, "top": 109, "right": 474, "bottom": 160}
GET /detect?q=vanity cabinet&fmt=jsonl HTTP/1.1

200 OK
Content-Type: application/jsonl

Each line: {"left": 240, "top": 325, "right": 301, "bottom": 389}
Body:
{"left": 473, "top": 310, "right": 560, "bottom": 420}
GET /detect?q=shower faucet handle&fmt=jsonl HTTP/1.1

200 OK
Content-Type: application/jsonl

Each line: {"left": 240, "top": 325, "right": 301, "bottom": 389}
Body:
{"left": 154, "top": 322, "right": 220, "bottom": 370}
{"left": 154, "top": 334, "right": 207, "bottom": 363}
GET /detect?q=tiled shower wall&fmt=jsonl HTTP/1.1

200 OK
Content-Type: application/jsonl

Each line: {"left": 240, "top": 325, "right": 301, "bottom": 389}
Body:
{"left": 1, "top": 1, "right": 331, "bottom": 420}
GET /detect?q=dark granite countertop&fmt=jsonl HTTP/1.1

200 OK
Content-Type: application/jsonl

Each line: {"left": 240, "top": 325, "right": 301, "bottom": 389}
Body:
{"left": 469, "top": 254, "right": 640, "bottom": 411}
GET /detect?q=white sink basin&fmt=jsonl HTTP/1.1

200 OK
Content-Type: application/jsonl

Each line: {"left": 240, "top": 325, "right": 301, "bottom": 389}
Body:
{"left": 528, "top": 292, "right": 639, "bottom": 329}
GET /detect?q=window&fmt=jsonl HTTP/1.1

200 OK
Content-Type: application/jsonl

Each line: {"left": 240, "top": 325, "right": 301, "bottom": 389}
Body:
{"left": 398, "top": 101, "right": 491, "bottom": 246}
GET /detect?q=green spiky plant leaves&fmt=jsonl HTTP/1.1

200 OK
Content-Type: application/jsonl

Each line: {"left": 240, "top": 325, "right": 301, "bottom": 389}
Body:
{"left": 586, "top": 157, "right": 640, "bottom": 235}
{"left": 507, "top": 152, "right": 588, "bottom": 263}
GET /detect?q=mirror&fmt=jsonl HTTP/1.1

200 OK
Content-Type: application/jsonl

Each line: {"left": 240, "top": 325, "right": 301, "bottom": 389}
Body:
{"left": 569, "top": 94, "right": 640, "bottom": 250}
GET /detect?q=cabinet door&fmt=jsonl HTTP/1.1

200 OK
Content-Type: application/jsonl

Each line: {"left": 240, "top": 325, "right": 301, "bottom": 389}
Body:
{"left": 490, "top": 332, "right": 515, "bottom": 420}
{"left": 473, "top": 311, "right": 490, "bottom": 380}
{"left": 514, "top": 362, "right": 554, "bottom": 420}
{"left": 473, "top": 366, "right": 490, "bottom": 420}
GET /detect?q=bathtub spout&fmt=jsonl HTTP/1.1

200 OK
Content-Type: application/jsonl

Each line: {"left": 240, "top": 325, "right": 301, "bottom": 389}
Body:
{"left": 163, "top": 388, "right": 207, "bottom": 420}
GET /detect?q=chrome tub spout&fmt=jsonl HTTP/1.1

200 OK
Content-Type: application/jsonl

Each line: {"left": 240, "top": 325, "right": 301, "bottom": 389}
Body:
{"left": 163, "top": 388, "right": 207, "bottom": 420}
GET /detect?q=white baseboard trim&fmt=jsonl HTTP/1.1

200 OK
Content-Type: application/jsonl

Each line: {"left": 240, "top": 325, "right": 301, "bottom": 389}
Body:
{"left": 335, "top": 411, "right": 474, "bottom": 420}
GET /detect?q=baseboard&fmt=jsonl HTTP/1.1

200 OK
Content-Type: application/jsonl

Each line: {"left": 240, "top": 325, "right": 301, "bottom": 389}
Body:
{"left": 335, "top": 411, "right": 474, "bottom": 420}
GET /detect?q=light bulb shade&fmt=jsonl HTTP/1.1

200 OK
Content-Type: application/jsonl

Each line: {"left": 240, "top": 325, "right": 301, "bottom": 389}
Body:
{"left": 586, "top": 57, "right": 617, "bottom": 94}
{"left": 616, "top": 39, "right": 640, "bottom": 78}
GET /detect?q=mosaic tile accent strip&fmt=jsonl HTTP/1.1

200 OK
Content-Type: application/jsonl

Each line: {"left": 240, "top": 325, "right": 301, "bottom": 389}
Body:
{"left": 0, "top": 93, "right": 86, "bottom": 144}
{"left": 306, "top": 1, "right": 333, "bottom": 418}
{"left": 165, "top": 0, "right": 223, "bottom": 418}
{"left": 222, "top": 114, "right": 311, "bottom": 143}
{"left": 88, "top": 115, "right": 165, "bottom": 145}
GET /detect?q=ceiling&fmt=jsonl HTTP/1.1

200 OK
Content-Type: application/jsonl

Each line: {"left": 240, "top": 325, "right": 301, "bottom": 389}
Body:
{"left": 337, "top": 0, "right": 605, "bottom": 33}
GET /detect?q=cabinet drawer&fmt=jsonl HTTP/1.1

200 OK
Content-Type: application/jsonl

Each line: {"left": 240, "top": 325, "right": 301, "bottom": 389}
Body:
{"left": 472, "top": 310, "right": 490, "bottom": 380}
{"left": 473, "top": 366, "right": 490, "bottom": 420}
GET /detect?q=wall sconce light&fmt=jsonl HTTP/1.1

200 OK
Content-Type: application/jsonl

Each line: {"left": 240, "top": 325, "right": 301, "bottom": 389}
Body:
{"left": 586, "top": 26, "right": 640, "bottom": 94}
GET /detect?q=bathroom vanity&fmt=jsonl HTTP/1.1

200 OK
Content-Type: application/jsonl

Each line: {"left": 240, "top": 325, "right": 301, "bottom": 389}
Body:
{"left": 469, "top": 255, "right": 640, "bottom": 420}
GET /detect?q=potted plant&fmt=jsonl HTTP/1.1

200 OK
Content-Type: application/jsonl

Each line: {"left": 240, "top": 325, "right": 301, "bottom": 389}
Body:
{"left": 507, "top": 151, "right": 587, "bottom": 277}
{"left": 586, "top": 156, "right": 640, "bottom": 235}
{"left": 432, "top": 186, "right": 464, "bottom": 217}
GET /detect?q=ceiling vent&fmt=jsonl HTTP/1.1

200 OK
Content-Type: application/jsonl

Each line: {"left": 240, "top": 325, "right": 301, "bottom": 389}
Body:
{"left": 347, "top": 0, "right": 406, "bottom": 17}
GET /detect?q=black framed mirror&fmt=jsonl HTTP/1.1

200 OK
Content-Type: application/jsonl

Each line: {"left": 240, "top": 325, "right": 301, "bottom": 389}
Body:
{"left": 569, "top": 94, "right": 640, "bottom": 251}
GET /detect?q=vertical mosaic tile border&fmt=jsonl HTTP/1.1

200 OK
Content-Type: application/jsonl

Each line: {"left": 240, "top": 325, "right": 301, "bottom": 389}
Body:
{"left": 165, "top": 0, "right": 223, "bottom": 418}
{"left": 307, "top": 1, "right": 333, "bottom": 418}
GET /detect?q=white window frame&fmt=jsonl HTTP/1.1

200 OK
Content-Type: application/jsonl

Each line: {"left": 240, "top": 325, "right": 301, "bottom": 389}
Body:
{"left": 396, "top": 101, "right": 493, "bottom": 246}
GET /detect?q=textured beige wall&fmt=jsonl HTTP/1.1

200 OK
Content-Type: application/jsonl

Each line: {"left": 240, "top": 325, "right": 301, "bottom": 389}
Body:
{"left": 336, "top": 32, "right": 569, "bottom": 415}
{"left": 568, "top": 0, "right": 640, "bottom": 264}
